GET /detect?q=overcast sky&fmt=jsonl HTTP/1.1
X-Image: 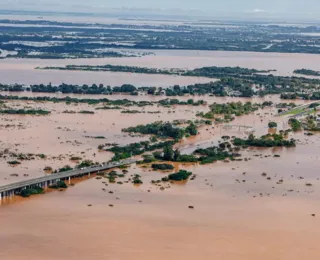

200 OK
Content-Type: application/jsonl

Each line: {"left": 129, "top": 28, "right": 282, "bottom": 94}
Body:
{"left": 1, "top": 0, "right": 320, "bottom": 20}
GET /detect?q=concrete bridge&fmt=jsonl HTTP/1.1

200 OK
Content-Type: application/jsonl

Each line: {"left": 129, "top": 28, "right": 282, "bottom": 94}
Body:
{"left": 0, "top": 158, "right": 137, "bottom": 200}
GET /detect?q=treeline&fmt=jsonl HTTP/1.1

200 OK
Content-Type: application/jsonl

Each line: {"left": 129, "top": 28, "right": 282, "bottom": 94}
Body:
{"left": 106, "top": 121, "right": 199, "bottom": 161}
{"left": 233, "top": 133, "right": 296, "bottom": 148}
{"left": 38, "top": 65, "right": 320, "bottom": 97}
{"left": 1, "top": 72, "right": 320, "bottom": 99}
{"left": 197, "top": 101, "right": 270, "bottom": 122}
{"left": 280, "top": 92, "right": 320, "bottom": 100}
{"left": 294, "top": 69, "right": 320, "bottom": 77}
{"left": 41, "top": 64, "right": 274, "bottom": 78}
{"left": 106, "top": 140, "right": 177, "bottom": 161}
{"left": 122, "top": 121, "right": 198, "bottom": 140}
{"left": 0, "top": 109, "right": 50, "bottom": 115}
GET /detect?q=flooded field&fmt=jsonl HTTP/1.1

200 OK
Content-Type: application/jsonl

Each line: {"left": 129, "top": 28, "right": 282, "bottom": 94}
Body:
{"left": 0, "top": 23, "right": 319, "bottom": 257}
{"left": 0, "top": 59, "right": 212, "bottom": 86}
{"left": 1, "top": 50, "right": 320, "bottom": 86}
{"left": 0, "top": 125, "right": 319, "bottom": 260}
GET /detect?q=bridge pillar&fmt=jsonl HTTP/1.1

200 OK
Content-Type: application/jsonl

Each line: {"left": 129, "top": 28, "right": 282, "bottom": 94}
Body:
{"left": 68, "top": 177, "right": 71, "bottom": 184}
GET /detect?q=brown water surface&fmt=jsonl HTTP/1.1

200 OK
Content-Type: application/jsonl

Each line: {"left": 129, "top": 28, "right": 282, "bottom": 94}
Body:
{"left": 0, "top": 57, "right": 319, "bottom": 259}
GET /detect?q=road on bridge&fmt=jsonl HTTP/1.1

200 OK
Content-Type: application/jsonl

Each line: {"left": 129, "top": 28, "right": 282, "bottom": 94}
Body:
{"left": 0, "top": 159, "right": 137, "bottom": 195}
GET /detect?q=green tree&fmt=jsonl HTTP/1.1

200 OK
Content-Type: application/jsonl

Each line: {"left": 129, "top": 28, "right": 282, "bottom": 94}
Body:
{"left": 173, "top": 149, "right": 181, "bottom": 161}
{"left": 163, "top": 145, "right": 174, "bottom": 161}
{"left": 186, "top": 123, "right": 198, "bottom": 136}
{"left": 268, "top": 122, "right": 278, "bottom": 128}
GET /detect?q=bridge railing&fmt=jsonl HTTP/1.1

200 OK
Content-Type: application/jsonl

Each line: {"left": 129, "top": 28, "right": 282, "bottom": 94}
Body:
{"left": 0, "top": 159, "right": 137, "bottom": 194}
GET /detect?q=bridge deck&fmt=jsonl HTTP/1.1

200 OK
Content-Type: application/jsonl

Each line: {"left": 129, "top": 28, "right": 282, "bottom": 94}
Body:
{"left": 0, "top": 159, "right": 136, "bottom": 194}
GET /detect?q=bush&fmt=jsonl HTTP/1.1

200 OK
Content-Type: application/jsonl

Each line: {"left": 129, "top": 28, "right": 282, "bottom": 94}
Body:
{"left": 76, "top": 160, "right": 95, "bottom": 168}
{"left": 70, "top": 156, "right": 82, "bottom": 161}
{"left": 142, "top": 154, "right": 156, "bottom": 163}
{"left": 132, "top": 174, "right": 143, "bottom": 184}
{"left": 168, "top": 170, "right": 192, "bottom": 181}
{"left": 176, "top": 154, "right": 198, "bottom": 162}
{"left": 268, "top": 122, "right": 278, "bottom": 128}
{"left": 7, "top": 160, "right": 21, "bottom": 165}
{"left": 57, "top": 165, "right": 73, "bottom": 172}
{"left": 49, "top": 180, "right": 68, "bottom": 189}
{"left": 152, "top": 164, "right": 174, "bottom": 170}
{"left": 19, "top": 186, "right": 44, "bottom": 197}
{"left": 288, "top": 118, "right": 302, "bottom": 131}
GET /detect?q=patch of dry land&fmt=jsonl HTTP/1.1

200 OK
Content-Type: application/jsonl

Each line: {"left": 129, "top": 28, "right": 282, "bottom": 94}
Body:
{"left": 0, "top": 90, "right": 319, "bottom": 260}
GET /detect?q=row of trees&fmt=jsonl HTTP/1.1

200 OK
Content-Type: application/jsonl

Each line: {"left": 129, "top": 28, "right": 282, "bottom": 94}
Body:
{"left": 233, "top": 134, "right": 296, "bottom": 148}
{"left": 122, "top": 121, "right": 198, "bottom": 140}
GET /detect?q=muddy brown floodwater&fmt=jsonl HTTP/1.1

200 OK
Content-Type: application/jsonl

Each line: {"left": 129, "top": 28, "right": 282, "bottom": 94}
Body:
{"left": 0, "top": 92, "right": 320, "bottom": 260}
{"left": 3, "top": 49, "right": 320, "bottom": 86}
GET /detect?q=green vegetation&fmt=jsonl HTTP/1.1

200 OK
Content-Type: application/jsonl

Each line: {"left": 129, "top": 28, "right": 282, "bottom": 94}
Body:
{"left": 84, "top": 136, "right": 106, "bottom": 139}
{"left": 294, "top": 69, "right": 320, "bottom": 77}
{"left": 123, "top": 121, "right": 198, "bottom": 140}
{"left": 107, "top": 140, "right": 177, "bottom": 161}
{"left": 281, "top": 92, "right": 320, "bottom": 100}
{"left": 76, "top": 160, "right": 96, "bottom": 169}
{"left": 268, "top": 122, "right": 278, "bottom": 128}
{"left": 2, "top": 73, "right": 320, "bottom": 100}
{"left": 18, "top": 186, "right": 44, "bottom": 198}
{"left": 162, "top": 170, "right": 193, "bottom": 181}
{"left": 197, "top": 102, "right": 260, "bottom": 121}
{"left": 163, "top": 145, "right": 174, "bottom": 161}
{"left": 132, "top": 174, "right": 143, "bottom": 184}
{"left": 49, "top": 181, "right": 68, "bottom": 189}
{"left": 176, "top": 154, "right": 199, "bottom": 162}
{"left": 233, "top": 133, "right": 296, "bottom": 147}
{"left": 194, "top": 146, "right": 235, "bottom": 164}
{"left": 276, "top": 102, "right": 297, "bottom": 113}
{"left": 288, "top": 118, "right": 302, "bottom": 131}
{"left": 0, "top": 109, "right": 50, "bottom": 115}
{"left": 38, "top": 154, "right": 46, "bottom": 159}
{"left": 41, "top": 64, "right": 274, "bottom": 78}
{"left": 121, "top": 110, "right": 142, "bottom": 114}
{"left": 281, "top": 107, "right": 306, "bottom": 116}
{"left": 140, "top": 154, "right": 156, "bottom": 163}
{"left": 151, "top": 163, "right": 174, "bottom": 170}
{"left": 158, "top": 98, "right": 206, "bottom": 106}
{"left": 102, "top": 170, "right": 124, "bottom": 183}
{"left": 153, "top": 144, "right": 234, "bottom": 165}
{"left": 302, "top": 115, "right": 320, "bottom": 131}
{"left": 7, "top": 160, "right": 21, "bottom": 165}
{"left": 55, "top": 165, "right": 73, "bottom": 173}
{"left": 78, "top": 110, "right": 95, "bottom": 114}
{"left": 70, "top": 156, "right": 82, "bottom": 161}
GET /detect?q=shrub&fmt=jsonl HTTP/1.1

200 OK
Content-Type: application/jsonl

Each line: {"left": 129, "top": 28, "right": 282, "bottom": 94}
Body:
{"left": 168, "top": 170, "right": 192, "bottom": 181}
{"left": 268, "top": 122, "right": 278, "bottom": 128}
{"left": 152, "top": 164, "right": 174, "bottom": 170}
{"left": 49, "top": 180, "right": 68, "bottom": 189}
{"left": 7, "top": 160, "right": 21, "bottom": 165}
